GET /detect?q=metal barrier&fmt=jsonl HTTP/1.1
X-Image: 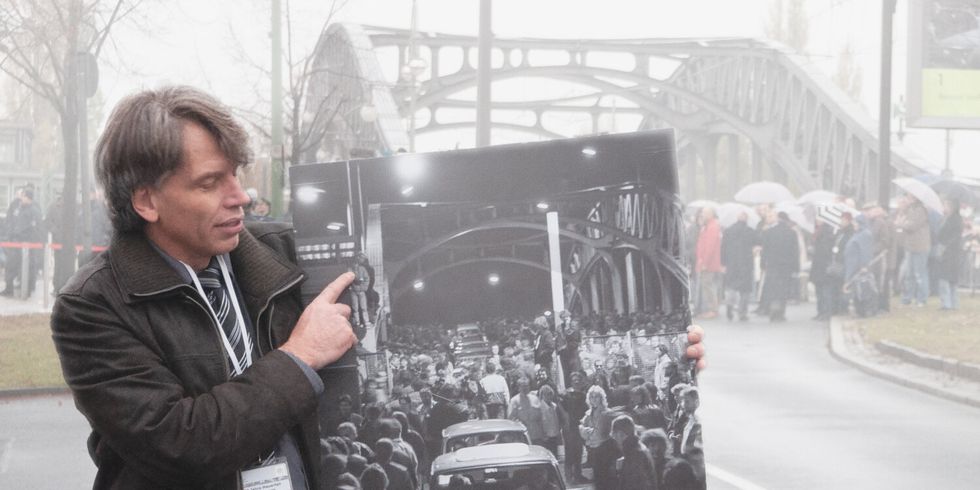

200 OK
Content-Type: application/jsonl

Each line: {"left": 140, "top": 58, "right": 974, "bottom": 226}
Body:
{"left": 0, "top": 241, "right": 107, "bottom": 303}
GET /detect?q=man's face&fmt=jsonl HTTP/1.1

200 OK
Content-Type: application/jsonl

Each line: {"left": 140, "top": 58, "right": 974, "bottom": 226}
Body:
{"left": 136, "top": 122, "right": 249, "bottom": 270}
{"left": 612, "top": 428, "right": 627, "bottom": 445}
{"left": 630, "top": 391, "right": 643, "bottom": 406}
{"left": 339, "top": 400, "right": 352, "bottom": 416}
{"left": 681, "top": 394, "right": 698, "bottom": 413}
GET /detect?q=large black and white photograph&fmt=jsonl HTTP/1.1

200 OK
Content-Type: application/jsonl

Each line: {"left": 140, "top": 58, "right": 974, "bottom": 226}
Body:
{"left": 291, "top": 131, "right": 703, "bottom": 489}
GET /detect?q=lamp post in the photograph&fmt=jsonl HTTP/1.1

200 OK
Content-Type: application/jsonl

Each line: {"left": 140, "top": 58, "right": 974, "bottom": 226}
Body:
{"left": 546, "top": 211, "right": 565, "bottom": 316}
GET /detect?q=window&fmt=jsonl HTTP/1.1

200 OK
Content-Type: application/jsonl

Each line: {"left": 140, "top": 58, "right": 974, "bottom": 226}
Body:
{"left": 0, "top": 134, "right": 16, "bottom": 165}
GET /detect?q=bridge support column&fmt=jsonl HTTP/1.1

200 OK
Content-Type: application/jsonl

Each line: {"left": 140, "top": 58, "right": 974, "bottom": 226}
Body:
{"left": 697, "top": 137, "right": 718, "bottom": 198}
{"left": 771, "top": 160, "right": 788, "bottom": 185}
{"left": 728, "top": 136, "right": 740, "bottom": 200}
{"left": 610, "top": 261, "right": 625, "bottom": 314}
{"left": 685, "top": 147, "right": 698, "bottom": 198}
{"left": 752, "top": 144, "right": 764, "bottom": 182}
{"left": 625, "top": 251, "right": 637, "bottom": 313}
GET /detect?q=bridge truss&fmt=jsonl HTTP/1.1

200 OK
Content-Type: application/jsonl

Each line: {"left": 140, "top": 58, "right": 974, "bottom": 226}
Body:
{"left": 306, "top": 23, "right": 943, "bottom": 202}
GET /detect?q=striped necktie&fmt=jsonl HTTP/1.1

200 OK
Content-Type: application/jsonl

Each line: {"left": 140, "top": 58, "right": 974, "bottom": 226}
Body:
{"left": 197, "top": 260, "right": 251, "bottom": 373}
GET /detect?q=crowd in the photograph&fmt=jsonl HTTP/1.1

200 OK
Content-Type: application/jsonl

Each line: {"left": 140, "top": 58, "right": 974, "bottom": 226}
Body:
{"left": 687, "top": 191, "right": 980, "bottom": 323}
{"left": 318, "top": 311, "right": 704, "bottom": 490}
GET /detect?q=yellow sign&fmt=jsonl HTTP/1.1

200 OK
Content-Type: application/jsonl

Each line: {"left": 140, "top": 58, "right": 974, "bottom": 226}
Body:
{"left": 922, "top": 69, "right": 980, "bottom": 118}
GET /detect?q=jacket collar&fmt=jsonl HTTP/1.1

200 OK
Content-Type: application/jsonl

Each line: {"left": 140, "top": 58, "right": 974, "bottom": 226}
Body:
{"left": 109, "top": 229, "right": 304, "bottom": 316}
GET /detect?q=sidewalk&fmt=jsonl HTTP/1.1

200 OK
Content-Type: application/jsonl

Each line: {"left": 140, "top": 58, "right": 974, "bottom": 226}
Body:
{"left": 829, "top": 315, "right": 980, "bottom": 409}
{"left": 0, "top": 286, "right": 53, "bottom": 316}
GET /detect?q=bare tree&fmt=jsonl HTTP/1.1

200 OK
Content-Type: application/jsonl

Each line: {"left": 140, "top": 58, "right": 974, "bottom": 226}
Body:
{"left": 0, "top": 0, "right": 137, "bottom": 288}
{"left": 834, "top": 42, "right": 863, "bottom": 101}
{"left": 228, "top": 0, "right": 353, "bottom": 191}
{"left": 766, "top": 0, "right": 810, "bottom": 55}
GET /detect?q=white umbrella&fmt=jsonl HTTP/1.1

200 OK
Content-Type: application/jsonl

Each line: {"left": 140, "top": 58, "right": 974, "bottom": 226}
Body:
{"left": 686, "top": 199, "right": 720, "bottom": 209}
{"left": 893, "top": 177, "right": 944, "bottom": 214}
{"left": 717, "top": 202, "right": 761, "bottom": 228}
{"left": 734, "top": 181, "right": 795, "bottom": 204}
{"left": 797, "top": 189, "right": 839, "bottom": 206}
{"left": 774, "top": 201, "right": 814, "bottom": 233}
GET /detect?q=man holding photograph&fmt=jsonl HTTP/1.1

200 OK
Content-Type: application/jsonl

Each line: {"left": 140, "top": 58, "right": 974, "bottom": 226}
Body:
{"left": 49, "top": 85, "right": 705, "bottom": 490}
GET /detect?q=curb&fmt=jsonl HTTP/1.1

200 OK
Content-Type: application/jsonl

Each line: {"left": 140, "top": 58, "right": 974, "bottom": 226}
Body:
{"left": 827, "top": 318, "right": 980, "bottom": 410}
{"left": 874, "top": 340, "right": 980, "bottom": 383}
{"left": 0, "top": 386, "right": 70, "bottom": 400}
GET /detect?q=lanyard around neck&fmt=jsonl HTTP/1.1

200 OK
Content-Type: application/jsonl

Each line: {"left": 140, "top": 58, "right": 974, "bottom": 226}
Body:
{"left": 181, "top": 255, "right": 252, "bottom": 376}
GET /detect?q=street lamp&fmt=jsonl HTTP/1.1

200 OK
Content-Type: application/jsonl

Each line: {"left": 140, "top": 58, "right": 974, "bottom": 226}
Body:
{"left": 404, "top": 0, "right": 428, "bottom": 152}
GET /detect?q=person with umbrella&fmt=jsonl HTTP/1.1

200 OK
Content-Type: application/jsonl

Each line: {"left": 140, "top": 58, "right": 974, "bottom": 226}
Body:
{"left": 720, "top": 210, "right": 757, "bottom": 321}
{"left": 936, "top": 199, "right": 964, "bottom": 310}
{"left": 760, "top": 212, "right": 800, "bottom": 322}
{"left": 844, "top": 215, "right": 876, "bottom": 317}
{"left": 895, "top": 193, "right": 932, "bottom": 307}
{"left": 695, "top": 207, "right": 723, "bottom": 319}
{"left": 862, "top": 203, "right": 898, "bottom": 313}
{"left": 809, "top": 220, "right": 837, "bottom": 321}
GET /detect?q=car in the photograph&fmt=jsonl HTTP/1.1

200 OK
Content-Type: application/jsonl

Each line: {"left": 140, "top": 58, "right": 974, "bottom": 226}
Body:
{"left": 442, "top": 419, "right": 530, "bottom": 454}
{"left": 430, "top": 443, "right": 565, "bottom": 489}
{"left": 453, "top": 323, "right": 493, "bottom": 361}
{"left": 455, "top": 339, "right": 493, "bottom": 358}
{"left": 456, "top": 323, "right": 485, "bottom": 341}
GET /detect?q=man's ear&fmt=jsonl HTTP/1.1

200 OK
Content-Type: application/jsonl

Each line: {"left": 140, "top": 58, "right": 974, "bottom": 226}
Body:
{"left": 131, "top": 187, "right": 159, "bottom": 223}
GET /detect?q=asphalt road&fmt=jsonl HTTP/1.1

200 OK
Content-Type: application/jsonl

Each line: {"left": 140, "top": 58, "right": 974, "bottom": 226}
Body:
{"left": 0, "top": 393, "right": 95, "bottom": 489}
{"left": 698, "top": 303, "right": 980, "bottom": 490}
{"left": 3, "top": 302, "right": 979, "bottom": 489}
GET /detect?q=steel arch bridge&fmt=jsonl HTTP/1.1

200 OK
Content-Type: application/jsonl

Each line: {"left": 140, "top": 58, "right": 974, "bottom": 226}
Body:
{"left": 305, "top": 23, "right": 950, "bottom": 203}
{"left": 302, "top": 23, "right": 967, "bottom": 318}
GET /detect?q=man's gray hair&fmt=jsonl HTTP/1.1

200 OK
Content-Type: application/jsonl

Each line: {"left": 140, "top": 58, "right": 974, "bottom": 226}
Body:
{"left": 95, "top": 85, "right": 253, "bottom": 232}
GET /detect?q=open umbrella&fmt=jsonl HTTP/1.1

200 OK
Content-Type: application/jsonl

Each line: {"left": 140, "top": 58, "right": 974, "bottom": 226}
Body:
{"left": 893, "top": 177, "right": 944, "bottom": 214}
{"left": 930, "top": 179, "right": 977, "bottom": 207}
{"left": 717, "top": 202, "right": 761, "bottom": 228}
{"left": 797, "top": 189, "right": 838, "bottom": 206}
{"left": 734, "top": 181, "right": 795, "bottom": 204}
{"left": 686, "top": 199, "right": 720, "bottom": 209}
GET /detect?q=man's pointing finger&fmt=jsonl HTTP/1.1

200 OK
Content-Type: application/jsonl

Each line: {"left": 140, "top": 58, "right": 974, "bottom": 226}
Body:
{"left": 319, "top": 272, "right": 355, "bottom": 304}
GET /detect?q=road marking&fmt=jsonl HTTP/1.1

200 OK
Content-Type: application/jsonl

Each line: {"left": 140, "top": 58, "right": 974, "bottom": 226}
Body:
{"left": 706, "top": 463, "right": 768, "bottom": 490}
{"left": 0, "top": 437, "right": 14, "bottom": 473}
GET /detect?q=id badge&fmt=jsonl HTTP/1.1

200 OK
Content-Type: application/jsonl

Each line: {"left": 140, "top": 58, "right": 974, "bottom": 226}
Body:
{"left": 240, "top": 457, "right": 292, "bottom": 490}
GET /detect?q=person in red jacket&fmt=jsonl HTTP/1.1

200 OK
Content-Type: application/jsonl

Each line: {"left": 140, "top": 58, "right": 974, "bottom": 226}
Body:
{"left": 695, "top": 207, "right": 723, "bottom": 319}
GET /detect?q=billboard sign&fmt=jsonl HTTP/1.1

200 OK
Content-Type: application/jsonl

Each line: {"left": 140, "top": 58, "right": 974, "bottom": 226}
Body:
{"left": 908, "top": 0, "right": 980, "bottom": 128}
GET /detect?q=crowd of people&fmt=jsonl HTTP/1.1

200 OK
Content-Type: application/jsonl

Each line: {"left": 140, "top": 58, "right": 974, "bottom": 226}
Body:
{"left": 0, "top": 183, "right": 278, "bottom": 299}
{"left": 0, "top": 183, "right": 112, "bottom": 298}
{"left": 687, "top": 192, "right": 980, "bottom": 322}
{"left": 318, "top": 311, "right": 705, "bottom": 489}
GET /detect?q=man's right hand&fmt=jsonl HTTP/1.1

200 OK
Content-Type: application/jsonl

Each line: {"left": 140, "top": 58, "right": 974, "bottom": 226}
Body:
{"left": 280, "top": 272, "right": 357, "bottom": 370}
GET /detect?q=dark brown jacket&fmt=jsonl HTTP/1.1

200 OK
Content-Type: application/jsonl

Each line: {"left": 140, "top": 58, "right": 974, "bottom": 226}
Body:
{"left": 51, "top": 223, "right": 321, "bottom": 489}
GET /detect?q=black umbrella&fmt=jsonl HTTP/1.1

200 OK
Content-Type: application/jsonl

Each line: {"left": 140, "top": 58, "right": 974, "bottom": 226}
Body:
{"left": 930, "top": 179, "right": 978, "bottom": 207}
